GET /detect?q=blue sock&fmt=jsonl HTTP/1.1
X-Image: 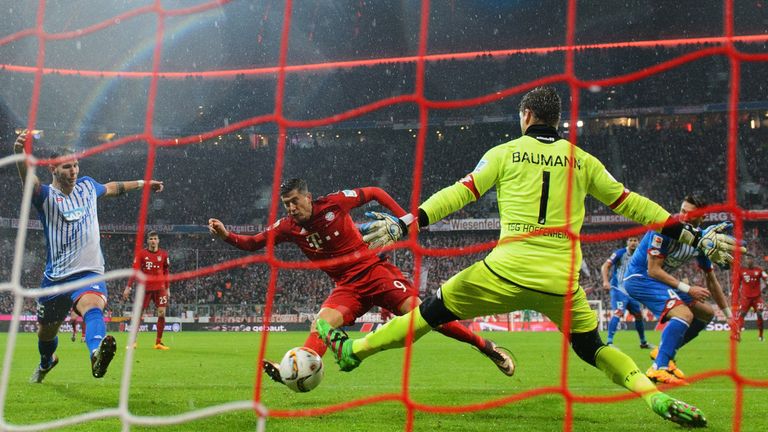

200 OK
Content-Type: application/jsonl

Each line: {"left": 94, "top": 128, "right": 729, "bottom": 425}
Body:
{"left": 680, "top": 318, "right": 708, "bottom": 348}
{"left": 38, "top": 337, "right": 58, "bottom": 368}
{"left": 655, "top": 317, "right": 689, "bottom": 369}
{"left": 606, "top": 316, "right": 620, "bottom": 344}
{"left": 634, "top": 319, "right": 646, "bottom": 343}
{"left": 83, "top": 308, "right": 106, "bottom": 356}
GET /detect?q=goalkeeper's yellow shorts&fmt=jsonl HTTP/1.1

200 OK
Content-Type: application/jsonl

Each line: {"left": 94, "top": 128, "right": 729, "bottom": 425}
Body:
{"left": 440, "top": 260, "right": 598, "bottom": 334}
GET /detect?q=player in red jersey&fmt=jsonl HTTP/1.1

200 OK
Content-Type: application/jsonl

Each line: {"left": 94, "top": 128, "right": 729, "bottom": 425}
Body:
{"left": 209, "top": 178, "right": 514, "bottom": 388}
{"left": 123, "top": 231, "right": 171, "bottom": 350}
{"left": 733, "top": 254, "right": 767, "bottom": 342}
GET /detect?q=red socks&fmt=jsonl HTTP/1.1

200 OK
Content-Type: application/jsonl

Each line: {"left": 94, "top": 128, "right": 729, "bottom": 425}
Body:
{"left": 156, "top": 316, "right": 165, "bottom": 344}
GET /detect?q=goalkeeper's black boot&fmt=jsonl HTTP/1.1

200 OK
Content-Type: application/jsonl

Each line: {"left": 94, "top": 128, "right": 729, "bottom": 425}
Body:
{"left": 479, "top": 339, "right": 516, "bottom": 376}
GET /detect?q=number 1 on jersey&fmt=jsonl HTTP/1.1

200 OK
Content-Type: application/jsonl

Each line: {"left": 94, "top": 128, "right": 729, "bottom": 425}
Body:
{"left": 538, "top": 170, "right": 551, "bottom": 224}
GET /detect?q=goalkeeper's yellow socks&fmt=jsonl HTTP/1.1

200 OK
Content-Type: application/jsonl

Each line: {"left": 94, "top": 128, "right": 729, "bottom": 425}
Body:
{"left": 352, "top": 307, "right": 433, "bottom": 360}
{"left": 595, "top": 345, "right": 660, "bottom": 406}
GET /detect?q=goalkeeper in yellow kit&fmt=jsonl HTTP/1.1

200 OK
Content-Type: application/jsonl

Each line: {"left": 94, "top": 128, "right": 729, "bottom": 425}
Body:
{"left": 317, "top": 86, "right": 741, "bottom": 428}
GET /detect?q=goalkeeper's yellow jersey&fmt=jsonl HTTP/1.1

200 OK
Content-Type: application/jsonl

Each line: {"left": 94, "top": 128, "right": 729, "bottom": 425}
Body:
{"left": 420, "top": 124, "right": 672, "bottom": 295}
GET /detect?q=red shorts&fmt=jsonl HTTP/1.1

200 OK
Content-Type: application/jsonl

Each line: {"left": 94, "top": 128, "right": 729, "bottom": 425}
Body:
{"left": 659, "top": 298, "right": 688, "bottom": 323}
{"left": 739, "top": 296, "right": 765, "bottom": 314}
{"left": 322, "top": 261, "right": 419, "bottom": 326}
{"left": 143, "top": 289, "right": 169, "bottom": 310}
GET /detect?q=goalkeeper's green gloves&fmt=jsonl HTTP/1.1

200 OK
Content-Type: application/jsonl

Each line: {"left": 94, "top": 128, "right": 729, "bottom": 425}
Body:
{"left": 677, "top": 221, "right": 744, "bottom": 267}
{"left": 359, "top": 211, "right": 416, "bottom": 249}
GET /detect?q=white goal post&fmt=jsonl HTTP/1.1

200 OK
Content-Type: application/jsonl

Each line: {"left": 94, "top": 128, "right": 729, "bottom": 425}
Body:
{"left": 588, "top": 300, "right": 606, "bottom": 332}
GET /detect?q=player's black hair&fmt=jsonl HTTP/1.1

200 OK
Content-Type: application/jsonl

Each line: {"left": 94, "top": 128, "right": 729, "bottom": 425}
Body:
{"left": 622, "top": 235, "right": 639, "bottom": 247}
{"left": 279, "top": 178, "right": 308, "bottom": 196}
{"left": 683, "top": 194, "right": 707, "bottom": 208}
{"left": 48, "top": 148, "right": 76, "bottom": 165}
{"left": 147, "top": 230, "right": 159, "bottom": 238}
{"left": 519, "top": 86, "right": 562, "bottom": 127}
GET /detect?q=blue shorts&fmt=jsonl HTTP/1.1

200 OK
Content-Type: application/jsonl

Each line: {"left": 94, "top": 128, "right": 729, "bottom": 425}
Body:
{"left": 38, "top": 272, "right": 108, "bottom": 324}
{"left": 623, "top": 275, "right": 692, "bottom": 320}
{"left": 609, "top": 287, "right": 643, "bottom": 315}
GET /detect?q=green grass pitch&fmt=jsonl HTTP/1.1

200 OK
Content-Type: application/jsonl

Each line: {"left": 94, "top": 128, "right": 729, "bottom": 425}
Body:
{"left": 1, "top": 330, "right": 766, "bottom": 431}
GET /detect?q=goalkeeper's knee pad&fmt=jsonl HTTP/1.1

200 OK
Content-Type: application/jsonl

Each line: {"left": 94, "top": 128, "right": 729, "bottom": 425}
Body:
{"left": 571, "top": 328, "right": 605, "bottom": 367}
{"left": 419, "top": 291, "right": 461, "bottom": 328}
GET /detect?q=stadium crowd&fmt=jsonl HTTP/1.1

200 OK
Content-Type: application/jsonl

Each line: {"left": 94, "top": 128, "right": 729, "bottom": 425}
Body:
{"left": 1, "top": 226, "right": 766, "bottom": 320}
{"left": 2, "top": 114, "right": 767, "bottom": 228}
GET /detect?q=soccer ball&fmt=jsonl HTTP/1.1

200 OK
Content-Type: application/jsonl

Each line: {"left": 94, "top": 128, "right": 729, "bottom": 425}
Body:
{"left": 278, "top": 347, "right": 324, "bottom": 393}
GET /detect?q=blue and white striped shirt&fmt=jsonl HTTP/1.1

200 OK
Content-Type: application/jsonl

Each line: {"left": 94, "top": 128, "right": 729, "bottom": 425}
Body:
{"left": 624, "top": 230, "right": 712, "bottom": 282}
{"left": 607, "top": 247, "right": 634, "bottom": 293}
{"left": 32, "top": 176, "right": 106, "bottom": 280}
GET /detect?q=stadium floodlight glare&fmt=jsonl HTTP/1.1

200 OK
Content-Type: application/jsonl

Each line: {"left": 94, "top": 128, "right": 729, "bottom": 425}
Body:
{"left": 15, "top": 128, "right": 43, "bottom": 139}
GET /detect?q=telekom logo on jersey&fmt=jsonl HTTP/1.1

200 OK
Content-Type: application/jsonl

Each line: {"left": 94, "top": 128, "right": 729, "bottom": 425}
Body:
{"left": 305, "top": 230, "right": 342, "bottom": 250}
{"left": 306, "top": 232, "right": 324, "bottom": 250}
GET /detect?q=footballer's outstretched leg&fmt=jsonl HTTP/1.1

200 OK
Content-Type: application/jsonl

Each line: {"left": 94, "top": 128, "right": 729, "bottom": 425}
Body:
{"left": 650, "top": 393, "right": 707, "bottom": 428}
{"left": 316, "top": 319, "right": 361, "bottom": 371}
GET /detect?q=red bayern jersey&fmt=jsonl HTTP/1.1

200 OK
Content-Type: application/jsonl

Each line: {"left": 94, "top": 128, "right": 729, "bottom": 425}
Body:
{"left": 738, "top": 267, "right": 767, "bottom": 298}
{"left": 225, "top": 187, "right": 406, "bottom": 284}
{"left": 133, "top": 248, "right": 170, "bottom": 291}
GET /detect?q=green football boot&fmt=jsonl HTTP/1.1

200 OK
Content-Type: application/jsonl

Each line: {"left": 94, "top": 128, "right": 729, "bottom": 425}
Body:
{"left": 316, "top": 319, "right": 362, "bottom": 372}
{"left": 650, "top": 393, "right": 707, "bottom": 428}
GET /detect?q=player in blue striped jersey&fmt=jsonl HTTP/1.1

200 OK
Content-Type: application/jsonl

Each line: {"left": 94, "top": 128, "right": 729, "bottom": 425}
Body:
{"left": 600, "top": 236, "right": 651, "bottom": 348}
{"left": 14, "top": 130, "right": 164, "bottom": 382}
{"left": 623, "top": 195, "right": 731, "bottom": 385}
